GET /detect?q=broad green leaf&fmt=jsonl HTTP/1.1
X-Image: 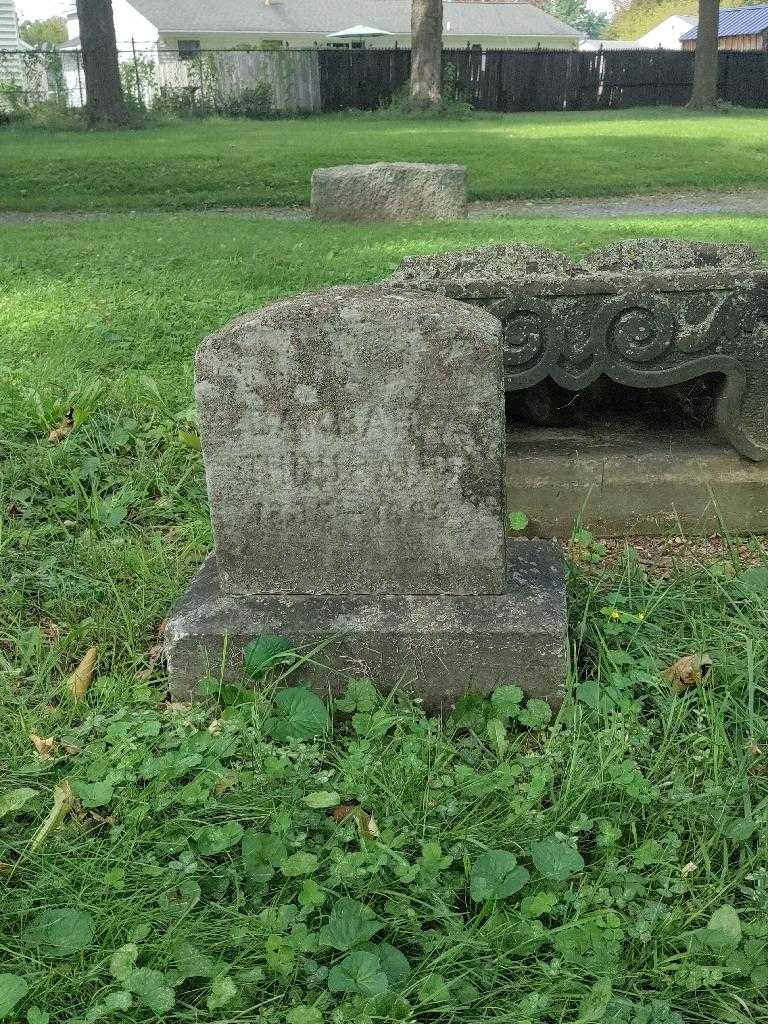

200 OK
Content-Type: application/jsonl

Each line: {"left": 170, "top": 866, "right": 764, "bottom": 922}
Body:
{"left": 706, "top": 905, "right": 742, "bottom": 948}
{"left": 720, "top": 817, "right": 754, "bottom": 841}
{"left": 470, "top": 850, "right": 530, "bottom": 901}
{"left": 736, "top": 567, "right": 768, "bottom": 593}
{"left": 207, "top": 975, "right": 238, "bottom": 1011}
{"left": 521, "top": 891, "right": 558, "bottom": 919}
{"left": 360, "top": 942, "right": 410, "bottom": 987}
{"left": 286, "top": 1007, "right": 323, "bottom": 1024}
{"left": 335, "top": 678, "right": 379, "bottom": 713}
{"left": 517, "top": 698, "right": 552, "bottom": 729}
{"left": 490, "top": 685, "right": 524, "bottom": 719}
{"left": 103, "top": 992, "right": 132, "bottom": 1011}
{"left": 242, "top": 831, "right": 286, "bottom": 886}
{"left": 266, "top": 687, "right": 330, "bottom": 742}
{"left": 328, "top": 951, "right": 388, "bottom": 996}
{"left": 486, "top": 718, "right": 507, "bottom": 757}
{"left": 578, "top": 978, "right": 612, "bottom": 1022}
{"left": 26, "top": 1008, "right": 49, "bottom": 1024}
{"left": 124, "top": 968, "right": 175, "bottom": 1014}
{"left": 417, "top": 972, "right": 452, "bottom": 1006}
{"left": 158, "top": 878, "right": 200, "bottom": 915}
{"left": 530, "top": 836, "right": 585, "bottom": 881}
{"left": 25, "top": 908, "right": 95, "bottom": 957}
{"left": 0, "top": 975, "right": 28, "bottom": 1018}
{"left": 173, "top": 942, "right": 218, "bottom": 980}
{"left": 303, "top": 790, "right": 339, "bottom": 809}
{"left": 298, "top": 878, "right": 326, "bottom": 908}
{"left": 196, "top": 821, "right": 243, "bottom": 855}
{"left": 73, "top": 780, "right": 113, "bottom": 809}
{"left": 0, "top": 788, "right": 37, "bottom": 819}
{"left": 319, "top": 897, "right": 382, "bottom": 950}
{"left": 281, "top": 852, "right": 318, "bottom": 877}
{"left": 243, "top": 635, "right": 293, "bottom": 678}
{"left": 109, "top": 943, "right": 138, "bottom": 981}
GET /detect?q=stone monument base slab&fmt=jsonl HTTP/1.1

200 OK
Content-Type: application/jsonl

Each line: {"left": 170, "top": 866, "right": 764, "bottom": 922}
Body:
{"left": 166, "top": 543, "right": 568, "bottom": 709}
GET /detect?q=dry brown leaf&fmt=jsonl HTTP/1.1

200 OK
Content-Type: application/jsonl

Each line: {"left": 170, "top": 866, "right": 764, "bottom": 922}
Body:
{"left": 30, "top": 780, "right": 74, "bottom": 852}
{"left": 663, "top": 652, "right": 713, "bottom": 695}
{"left": 41, "top": 620, "right": 62, "bottom": 644}
{"left": 163, "top": 701, "right": 191, "bottom": 714}
{"left": 48, "top": 409, "right": 75, "bottom": 443}
{"left": 331, "top": 803, "right": 379, "bottom": 839}
{"left": 146, "top": 641, "right": 164, "bottom": 664}
{"left": 30, "top": 734, "right": 58, "bottom": 759}
{"left": 67, "top": 646, "right": 98, "bottom": 701}
{"left": 0, "top": 862, "right": 13, "bottom": 875}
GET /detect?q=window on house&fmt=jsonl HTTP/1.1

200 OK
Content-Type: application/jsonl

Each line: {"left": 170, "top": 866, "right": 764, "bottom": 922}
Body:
{"left": 178, "top": 39, "right": 201, "bottom": 59}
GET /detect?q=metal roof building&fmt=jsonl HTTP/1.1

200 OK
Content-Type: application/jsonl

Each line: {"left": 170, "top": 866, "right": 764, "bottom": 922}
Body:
{"left": 681, "top": 4, "right": 768, "bottom": 49}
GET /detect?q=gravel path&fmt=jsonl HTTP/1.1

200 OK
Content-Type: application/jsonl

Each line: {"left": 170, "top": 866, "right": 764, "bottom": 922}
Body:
{"left": 2, "top": 188, "right": 768, "bottom": 224}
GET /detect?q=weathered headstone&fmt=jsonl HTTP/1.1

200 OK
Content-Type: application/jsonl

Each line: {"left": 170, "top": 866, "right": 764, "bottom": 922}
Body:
{"left": 311, "top": 162, "right": 467, "bottom": 222}
{"left": 166, "top": 284, "right": 568, "bottom": 707}
{"left": 196, "top": 287, "right": 505, "bottom": 596}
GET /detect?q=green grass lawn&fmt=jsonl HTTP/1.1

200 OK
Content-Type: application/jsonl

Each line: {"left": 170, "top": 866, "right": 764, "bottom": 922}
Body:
{"left": 3, "top": 107, "right": 768, "bottom": 211}
{"left": 2, "top": 213, "right": 768, "bottom": 1023}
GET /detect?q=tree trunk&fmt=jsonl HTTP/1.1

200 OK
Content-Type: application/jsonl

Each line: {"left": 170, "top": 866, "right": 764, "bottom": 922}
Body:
{"left": 410, "top": 0, "right": 443, "bottom": 108}
{"left": 688, "top": 0, "right": 719, "bottom": 110}
{"left": 76, "top": 0, "right": 129, "bottom": 125}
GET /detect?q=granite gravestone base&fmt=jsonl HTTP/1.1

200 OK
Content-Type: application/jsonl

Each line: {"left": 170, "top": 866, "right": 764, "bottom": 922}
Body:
{"left": 165, "top": 286, "right": 568, "bottom": 709}
{"left": 310, "top": 163, "right": 467, "bottom": 222}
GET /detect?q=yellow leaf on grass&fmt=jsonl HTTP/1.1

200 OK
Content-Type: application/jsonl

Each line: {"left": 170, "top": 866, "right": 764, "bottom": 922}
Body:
{"left": 48, "top": 409, "right": 75, "bottom": 443}
{"left": 67, "top": 646, "right": 98, "bottom": 701}
{"left": 663, "top": 653, "right": 713, "bottom": 695}
{"left": 30, "top": 780, "right": 74, "bottom": 852}
{"left": 30, "top": 734, "right": 58, "bottom": 759}
{"left": 331, "top": 804, "right": 380, "bottom": 840}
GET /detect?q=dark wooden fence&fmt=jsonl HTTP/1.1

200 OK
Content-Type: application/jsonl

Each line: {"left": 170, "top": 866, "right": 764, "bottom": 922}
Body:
{"left": 317, "top": 47, "right": 768, "bottom": 112}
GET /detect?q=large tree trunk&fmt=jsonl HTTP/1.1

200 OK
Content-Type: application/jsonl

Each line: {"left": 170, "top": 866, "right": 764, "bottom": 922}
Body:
{"left": 688, "top": 0, "right": 720, "bottom": 110}
{"left": 410, "top": 0, "right": 443, "bottom": 108}
{"left": 76, "top": 0, "right": 129, "bottom": 125}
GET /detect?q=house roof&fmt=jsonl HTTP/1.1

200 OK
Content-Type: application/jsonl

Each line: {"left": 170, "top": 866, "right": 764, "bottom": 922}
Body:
{"left": 680, "top": 5, "right": 768, "bottom": 39}
{"left": 127, "top": 0, "right": 581, "bottom": 39}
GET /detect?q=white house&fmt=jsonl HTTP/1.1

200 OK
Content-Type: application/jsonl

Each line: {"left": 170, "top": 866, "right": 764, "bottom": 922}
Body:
{"left": 636, "top": 14, "right": 697, "bottom": 49}
{"left": 0, "top": 0, "right": 20, "bottom": 50}
{"left": 579, "top": 39, "right": 638, "bottom": 51}
{"left": 63, "top": 0, "right": 582, "bottom": 57}
{"left": 0, "top": 0, "right": 27, "bottom": 89}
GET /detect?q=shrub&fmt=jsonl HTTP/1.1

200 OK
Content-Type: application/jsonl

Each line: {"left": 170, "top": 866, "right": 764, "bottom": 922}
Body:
{"left": 152, "top": 85, "right": 213, "bottom": 118}
{"left": 217, "top": 82, "right": 272, "bottom": 119}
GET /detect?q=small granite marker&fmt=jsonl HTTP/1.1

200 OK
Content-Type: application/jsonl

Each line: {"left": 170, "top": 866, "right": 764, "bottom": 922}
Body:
{"left": 311, "top": 162, "right": 467, "bottom": 222}
{"left": 165, "top": 285, "right": 568, "bottom": 707}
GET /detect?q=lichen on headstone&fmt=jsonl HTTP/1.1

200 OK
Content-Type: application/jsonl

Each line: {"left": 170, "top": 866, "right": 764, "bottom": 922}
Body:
{"left": 577, "top": 239, "right": 764, "bottom": 274}
{"left": 386, "top": 244, "right": 578, "bottom": 288}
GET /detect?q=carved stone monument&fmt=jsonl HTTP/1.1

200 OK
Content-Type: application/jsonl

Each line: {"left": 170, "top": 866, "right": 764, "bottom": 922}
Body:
{"left": 311, "top": 162, "right": 468, "bottom": 222}
{"left": 165, "top": 285, "right": 568, "bottom": 707}
{"left": 386, "top": 240, "right": 768, "bottom": 461}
